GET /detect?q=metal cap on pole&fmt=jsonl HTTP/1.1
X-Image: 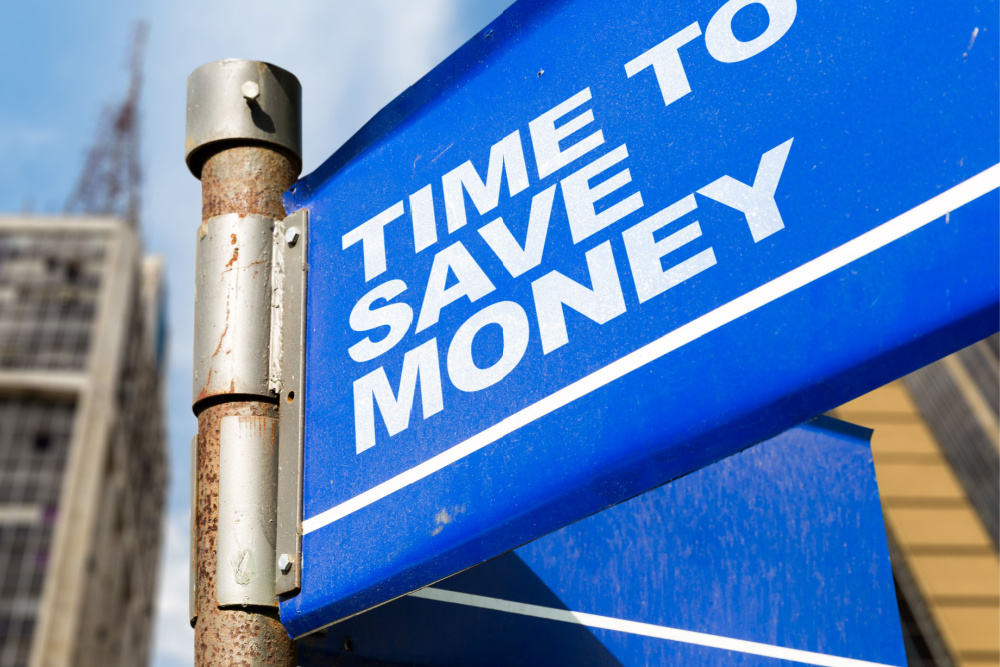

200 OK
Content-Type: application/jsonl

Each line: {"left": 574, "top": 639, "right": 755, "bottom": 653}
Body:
{"left": 186, "top": 58, "right": 301, "bottom": 667}
{"left": 186, "top": 59, "right": 302, "bottom": 179}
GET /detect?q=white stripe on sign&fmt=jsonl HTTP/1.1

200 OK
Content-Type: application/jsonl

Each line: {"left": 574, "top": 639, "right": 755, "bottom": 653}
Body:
{"left": 411, "top": 587, "right": 901, "bottom": 667}
{"left": 304, "top": 163, "right": 1000, "bottom": 535}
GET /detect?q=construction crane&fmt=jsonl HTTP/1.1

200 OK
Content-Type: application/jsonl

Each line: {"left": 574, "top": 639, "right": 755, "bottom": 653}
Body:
{"left": 65, "top": 22, "right": 148, "bottom": 227}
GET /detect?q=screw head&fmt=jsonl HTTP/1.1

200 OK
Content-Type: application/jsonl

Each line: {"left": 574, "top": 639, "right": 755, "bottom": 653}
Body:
{"left": 241, "top": 80, "right": 260, "bottom": 101}
{"left": 285, "top": 226, "right": 300, "bottom": 247}
{"left": 278, "top": 553, "right": 293, "bottom": 574}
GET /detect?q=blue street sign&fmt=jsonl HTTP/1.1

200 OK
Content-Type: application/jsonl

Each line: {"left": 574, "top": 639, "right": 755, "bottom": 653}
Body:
{"left": 299, "top": 418, "right": 907, "bottom": 666}
{"left": 280, "top": 0, "right": 999, "bottom": 636}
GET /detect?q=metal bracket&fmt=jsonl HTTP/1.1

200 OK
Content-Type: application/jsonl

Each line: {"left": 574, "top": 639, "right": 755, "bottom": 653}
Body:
{"left": 274, "top": 208, "right": 307, "bottom": 596}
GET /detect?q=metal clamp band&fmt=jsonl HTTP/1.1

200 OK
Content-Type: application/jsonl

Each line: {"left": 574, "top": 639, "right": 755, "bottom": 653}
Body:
{"left": 217, "top": 415, "right": 280, "bottom": 608}
{"left": 193, "top": 213, "right": 275, "bottom": 406}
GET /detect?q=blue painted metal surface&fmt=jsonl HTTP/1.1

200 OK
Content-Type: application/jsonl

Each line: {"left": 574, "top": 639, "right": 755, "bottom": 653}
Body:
{"left": 281, "top": 0, "right": 999, "bottom": 635}
{"left": 299, "top": 418, "right": 907, "bottom": 666}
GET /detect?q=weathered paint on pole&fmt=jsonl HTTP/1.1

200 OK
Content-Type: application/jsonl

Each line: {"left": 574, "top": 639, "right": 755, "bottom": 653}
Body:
{"left": 186, "top": 60, "right": 301, "bottom": 666}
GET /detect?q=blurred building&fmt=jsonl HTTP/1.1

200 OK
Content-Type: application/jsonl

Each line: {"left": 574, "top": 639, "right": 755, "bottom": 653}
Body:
{"left": 835, "top": 336, "right": 999, "bottom": 667}
{"left": 0, "top": 215, "right": 167, "bottom": 667}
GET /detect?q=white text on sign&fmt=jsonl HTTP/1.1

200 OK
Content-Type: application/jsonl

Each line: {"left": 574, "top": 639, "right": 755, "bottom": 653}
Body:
{"left": 342, "top": 0, "right": 797, "bottom": 454}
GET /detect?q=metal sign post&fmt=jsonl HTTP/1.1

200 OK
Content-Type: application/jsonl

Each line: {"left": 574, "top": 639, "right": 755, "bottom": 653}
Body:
{"left": 185, "top": 59, "right": 301, "bottom": 665}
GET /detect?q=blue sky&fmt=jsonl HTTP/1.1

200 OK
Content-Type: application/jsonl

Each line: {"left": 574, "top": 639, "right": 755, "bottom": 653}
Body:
{"left": 1, "top": 1, "right": 512, "bottom": 664}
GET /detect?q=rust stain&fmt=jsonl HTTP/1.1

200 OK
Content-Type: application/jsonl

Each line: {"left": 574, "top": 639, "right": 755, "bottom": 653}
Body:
{"left": 230, "top": 233, "right": 237, "bottom": 245}
{"left": 201, "top": 146, "right": 298, "bottom": 220}
{"left": 196, "top": 368, "right": 215, "bottom": 403}
{"left": 207, "top": 289, "right": 232, "bottom": 396}
{"left": 225, "top": 247, "right": 239, "bottom": 268}
{"left": 212, "top": 309, "right": 230, "bottom": 358}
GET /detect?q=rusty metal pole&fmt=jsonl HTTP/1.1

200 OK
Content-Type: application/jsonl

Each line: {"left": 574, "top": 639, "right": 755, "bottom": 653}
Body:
{"left": 185, "top": 60, "right": 301, "bottom": 666}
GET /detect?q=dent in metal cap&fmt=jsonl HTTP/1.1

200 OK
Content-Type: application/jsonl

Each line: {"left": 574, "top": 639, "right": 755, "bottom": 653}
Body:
{"left": 185, "top": 59, "right": 302, "bottom": 179}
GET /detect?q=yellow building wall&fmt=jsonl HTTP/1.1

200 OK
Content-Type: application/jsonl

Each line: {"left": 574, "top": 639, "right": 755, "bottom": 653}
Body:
{"left": 835, "top": 381, "right": 999, "bottom": 667}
